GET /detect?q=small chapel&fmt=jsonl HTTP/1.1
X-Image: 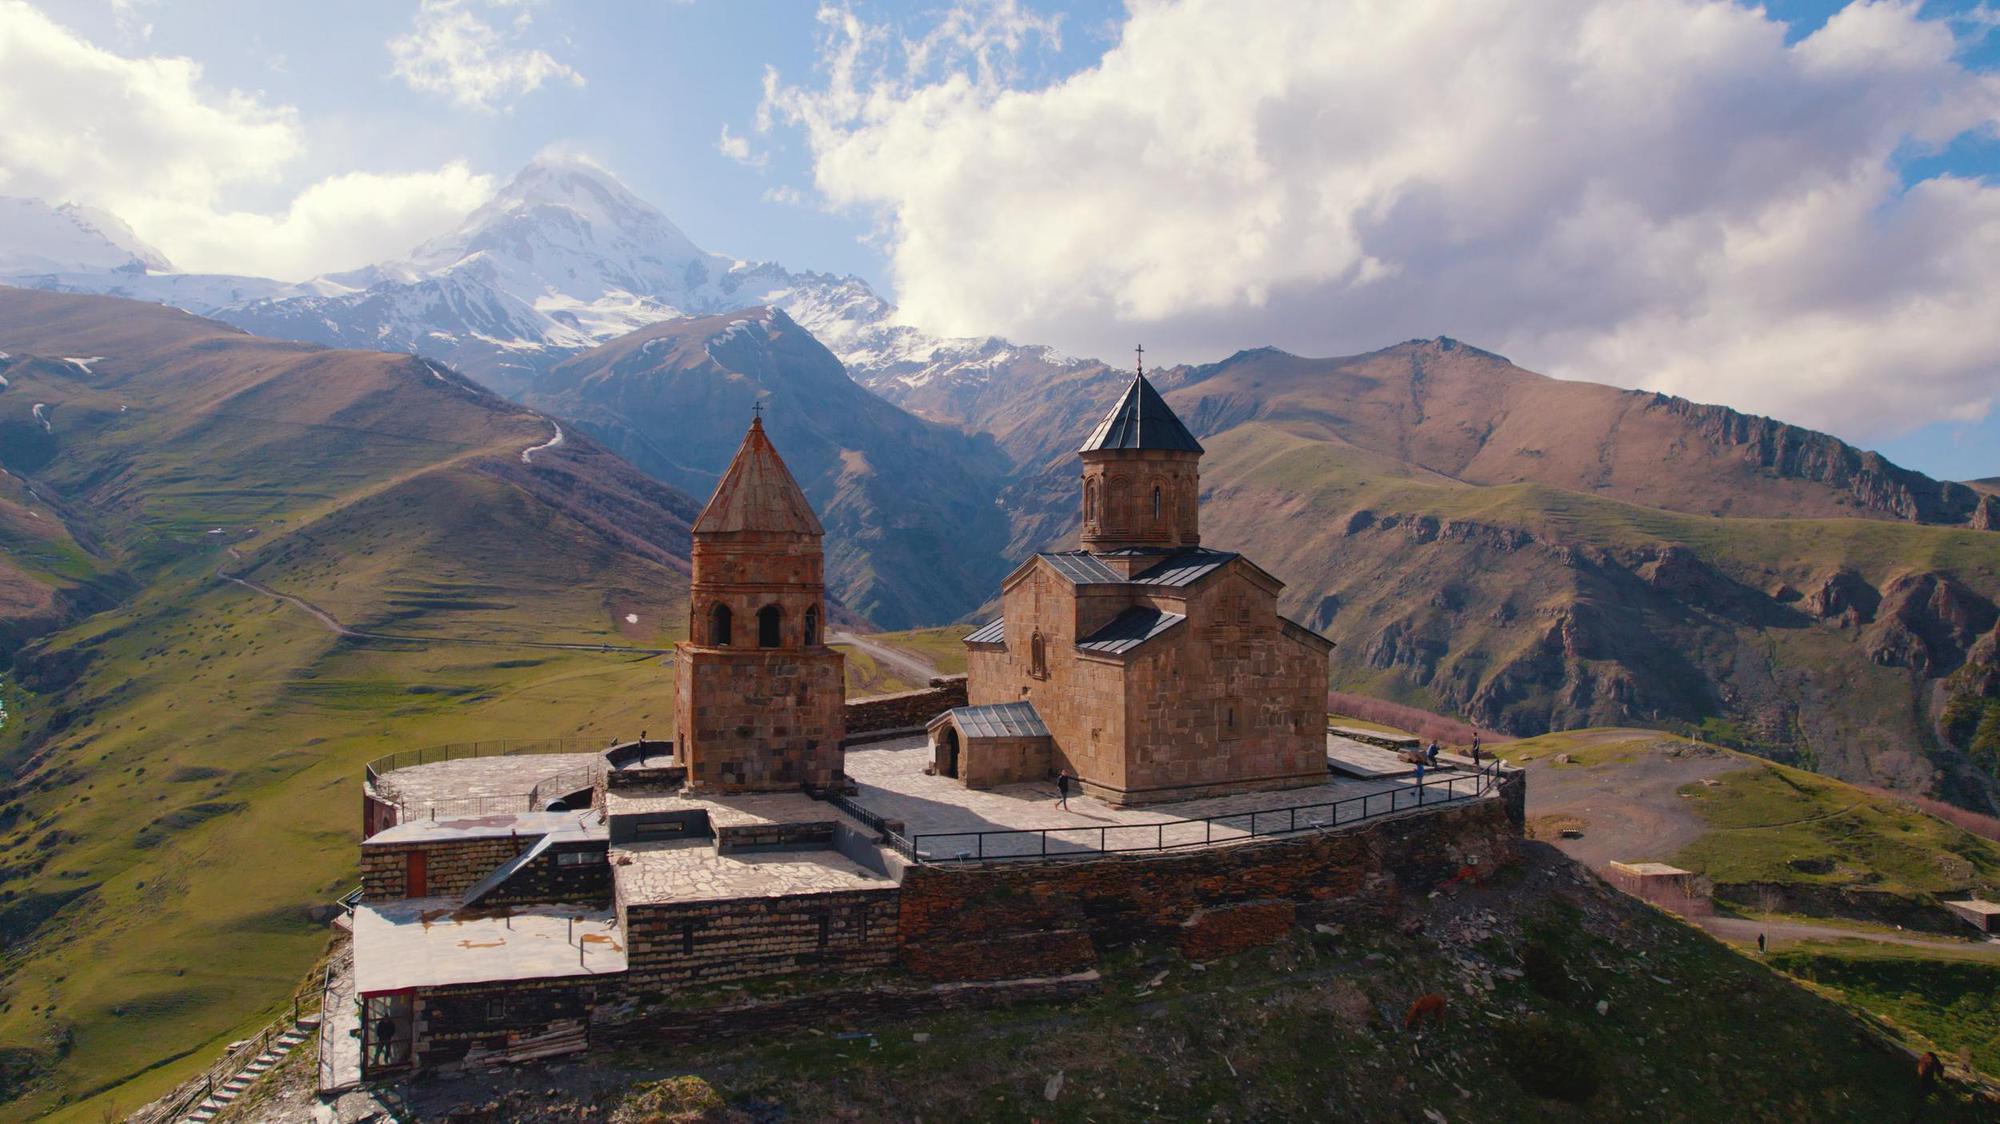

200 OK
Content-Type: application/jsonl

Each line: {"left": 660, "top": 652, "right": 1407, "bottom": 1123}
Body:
{"left": 929, "top": 368, "right": 1334, "bottom": 805}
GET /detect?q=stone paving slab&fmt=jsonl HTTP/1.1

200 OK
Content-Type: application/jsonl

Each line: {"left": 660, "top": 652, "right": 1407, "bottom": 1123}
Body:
{"left": 602, "top": 787, "right": 846, "bottom": 830}
{"left": 843, "top": 734, "right": 1490, "bottom": 858}
{"left": 373, "top": 753, "right": 605, "bottom": 814}
{"left": 363, "top": 810, "right": 607, "bottom": 846}
{"left": 353, "top": 899, "right": 625, "bottom": 992}
{"left": 612, "top": 837, "right": 896, "bottom": 905}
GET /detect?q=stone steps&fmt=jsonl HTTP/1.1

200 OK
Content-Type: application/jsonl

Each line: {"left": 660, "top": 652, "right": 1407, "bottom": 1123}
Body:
{"left": 178, "top": 1018, "right": 319, "bottom": 1123}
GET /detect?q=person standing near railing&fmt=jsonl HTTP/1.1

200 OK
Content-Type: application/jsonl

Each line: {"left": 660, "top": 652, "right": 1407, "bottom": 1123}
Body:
{"left": 1055, "top": 768, "right": 1075, "bottom": 811}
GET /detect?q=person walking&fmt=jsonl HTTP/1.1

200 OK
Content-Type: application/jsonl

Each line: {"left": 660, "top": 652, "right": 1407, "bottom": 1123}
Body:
{"left": 1055, "top": 769, "right": 1074, "bottom": 811}
{"left": 1757, "top": 932, "right": 1766, "bottom": 955}
{"left": 1470, "top": 729, "right": 1482, "bottom": 766}
{"left": 1413, "top": 757, "right": 1425, "bottom": 802}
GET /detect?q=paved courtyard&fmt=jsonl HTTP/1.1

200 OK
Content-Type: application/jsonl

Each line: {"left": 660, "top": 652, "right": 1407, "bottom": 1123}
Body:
{"left": 844, "top": 735, "right": 1493, "bottom": 860}
{"left": 613, "top": 837, "right": 896, "bottom": 903}
{"left": 373, "top": 752, "right": 604, "bottom": 816}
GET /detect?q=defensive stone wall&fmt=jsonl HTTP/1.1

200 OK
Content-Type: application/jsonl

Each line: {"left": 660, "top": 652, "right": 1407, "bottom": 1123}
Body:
{"left": 621, "top": 889, "right": 902, "bottom": 992}
{"left": 412, "top": 975, "right": 598, "bottom": 1069}
{"left": 362, "top": 837, "right": 524, "bottom": 901}
{"left": 896, "top": 796, "right": 1519, "bottom": 981}
{"left": 845, "top": 677, "right": 968, "bottom": 739}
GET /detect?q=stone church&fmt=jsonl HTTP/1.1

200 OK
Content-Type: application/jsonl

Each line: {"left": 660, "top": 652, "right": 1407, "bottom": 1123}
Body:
{"left": 930, "top": 372, "right": 1334, "bottom": 805}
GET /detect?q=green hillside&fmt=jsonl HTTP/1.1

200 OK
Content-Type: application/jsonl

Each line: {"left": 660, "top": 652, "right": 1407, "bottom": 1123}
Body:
{"left": 0, "top": 291, "right": 707, "bottom": 1118}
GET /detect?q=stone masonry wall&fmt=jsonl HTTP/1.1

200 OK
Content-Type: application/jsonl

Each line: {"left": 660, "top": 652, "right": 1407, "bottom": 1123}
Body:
{"left": 410, "top": 975, "right": 597, "bottom": 1070}
{"left": 362, "top": 837, "right": 525, "bottom": 901}
{"left": 676, "top": 647, "right": 846, "bottom": 792}
{"left": 622, "top": 889, "right": 902, "bottom": 992}
{"left": 959, "top": 732, "right": 1052, "bottom": 788}
{"left": 896, "top": 797, "right": 1520, "bottom": 981}
{"left": 845, "top": 677, "right": 968, "bottom": 737}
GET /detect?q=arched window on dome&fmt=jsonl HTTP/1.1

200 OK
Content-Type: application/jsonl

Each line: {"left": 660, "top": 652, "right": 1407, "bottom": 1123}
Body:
{"left": 804, "top": 605, "right": 821, "bottom": 647}
{"left": 758, "top": 604, "right": 783, "bottom": 648}
{"left": 1151, "top": 484, "right": 1163, "bottom": 522}
{"left": 708, "top": 603, "right": 732, "bottom": 646}
{"left": 1085, "top": 479, "right": 1098, "bottom": 525}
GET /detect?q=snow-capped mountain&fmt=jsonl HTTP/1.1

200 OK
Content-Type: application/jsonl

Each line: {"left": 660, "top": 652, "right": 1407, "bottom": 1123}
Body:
{"left": 0, "top": 156, "right": 1085, "bottom": 420}
{"left": 0, "top": 196, "right": 174, "bottom": 275}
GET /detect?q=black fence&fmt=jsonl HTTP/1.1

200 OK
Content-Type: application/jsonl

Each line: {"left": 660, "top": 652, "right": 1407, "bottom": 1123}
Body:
{"left": 898, "top": 763, "right": 1505, "bottom": 863}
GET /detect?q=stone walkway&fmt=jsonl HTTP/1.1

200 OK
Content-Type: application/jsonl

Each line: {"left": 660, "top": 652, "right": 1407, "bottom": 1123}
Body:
{"left": 373, "top": 752, "right": 605, "bottom": 816}
{"left": 844, "top": 735, "right": 1493, "bottom": 859}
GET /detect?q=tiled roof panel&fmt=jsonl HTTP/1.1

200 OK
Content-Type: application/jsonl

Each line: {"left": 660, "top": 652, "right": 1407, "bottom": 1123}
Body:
{"left": 1080, "top": 373, "right": 1204, "bottom": 453}
{"left": 1076, "top": 607, "right": 1186, "bottom": 655}
{"left": 1130, "top": 548, "right": 1238, "bottom": 587}
{"left": 952, "top": 701, "right": 1050, "bottom": 739}
{"left": 964, "top": 619, "right": 1006, "bottom": 645}
{"left": 1039, "top": 551, "right": 1122, "bottom": 584}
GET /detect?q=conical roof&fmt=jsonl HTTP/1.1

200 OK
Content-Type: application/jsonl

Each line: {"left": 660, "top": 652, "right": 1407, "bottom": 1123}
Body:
{"left": 693, "top": 418, "right": 823, "bottom": 535}
{"left": 1080, "top": 373, "right": 1204, "bottom": 454}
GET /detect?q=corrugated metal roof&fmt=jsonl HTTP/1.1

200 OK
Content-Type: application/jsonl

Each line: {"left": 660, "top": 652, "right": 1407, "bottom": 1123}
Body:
{"left": 1039, "top": 551, "right": 1122, "bottom": 584}
{"left": 1076, "top": 607, "right": 1186, "bottom": 655}
{"left": 1080, "top": 373, "right": 1204, "bottom": 453}
{"left": 964, "top": 619, "right": 1006, "bottom": 645}
{"left": 1130, "top": 549, "right": 1238, "bottom": 588}
{"left": 951, "top": 701, "right": 1050, "bottom": 739}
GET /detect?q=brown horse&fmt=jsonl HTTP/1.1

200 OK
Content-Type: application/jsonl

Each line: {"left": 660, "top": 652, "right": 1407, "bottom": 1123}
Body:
{"left": 1404, "top": 993, "right": 1447, "bottom": 1030}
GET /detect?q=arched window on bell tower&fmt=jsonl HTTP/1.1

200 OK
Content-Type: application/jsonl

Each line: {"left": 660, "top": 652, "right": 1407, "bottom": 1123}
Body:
{"left": 758, "top": 604, "right": 783, "bottom": 648}
{"left": 708, "top": 602, "right": 733, "bottom": 646}
{"left": 804, "top": 605, "right": 820, "bottom": 647}
{"left": 1085, "top": 479, "right": 1098, "bottom": 525}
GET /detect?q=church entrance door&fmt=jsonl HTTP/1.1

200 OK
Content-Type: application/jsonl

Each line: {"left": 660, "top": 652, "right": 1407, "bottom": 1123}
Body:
{"left": 940, "top": 728, "right": 960, "bottom": 778}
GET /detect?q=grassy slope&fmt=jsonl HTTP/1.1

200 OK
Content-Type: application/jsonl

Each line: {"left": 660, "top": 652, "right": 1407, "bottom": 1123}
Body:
{"left": 0, "top": 293, "right": 706, "bottom": 1119}
{"left": 1505, "top": 729, "right": 2000, "bottom": 899}
{"left": 1773, "top": 940, "right": 2000, "bottom": 1077}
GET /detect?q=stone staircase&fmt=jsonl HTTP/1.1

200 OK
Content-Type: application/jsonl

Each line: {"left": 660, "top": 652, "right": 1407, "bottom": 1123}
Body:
{"left": 179, "top": 1015, "right": 320, "bottom": 1123}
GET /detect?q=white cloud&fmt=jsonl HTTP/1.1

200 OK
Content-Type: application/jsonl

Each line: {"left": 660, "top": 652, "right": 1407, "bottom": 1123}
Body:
{"left": 768, "top": 0, "right": 2000, "bottom": 441}
{"left": 388, "top": 0, "right": 583, "bottom": 113}
{"left": 718, "top": 123, "right": 766, "bottom": 168}
{"left": 0, "top": 1, "right": 494, "bottom": 279}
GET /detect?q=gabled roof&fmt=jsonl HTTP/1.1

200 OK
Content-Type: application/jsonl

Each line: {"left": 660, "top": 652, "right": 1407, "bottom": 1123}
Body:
{"left": 943, "top": 701, "right": 1050, "bottom": 739}
{"left": 1038, "top": 551, "right": 1122, "bottom": 584}
{"left": 1080, "top": 373, "right": 1204, "bottom": 454}
{"left": 1130, "top": 548, "right": 1238, "bottom": 587}
{"left": 1077, "top": 607, "right": 1186, "bottom": 655}
{"left": 964, "top": 619, "right": 1006, "bottom": 646}
{"left": 692, "top": 417, "right": 823, "bottom": 535}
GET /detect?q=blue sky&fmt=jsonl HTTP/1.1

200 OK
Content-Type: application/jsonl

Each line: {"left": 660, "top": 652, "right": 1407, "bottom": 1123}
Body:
{"left": 13, "top": 0, "right": 2000, "bottom": 479}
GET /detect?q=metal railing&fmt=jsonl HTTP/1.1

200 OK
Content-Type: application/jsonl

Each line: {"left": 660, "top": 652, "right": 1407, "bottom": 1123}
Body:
{"left": 363, "top": 737, "right": 604, "bottom": 785}
{"left": 129, "top": 974, "right": 321, "bottom": 1124}
{"left": 899, "top": 763, "right": 1506, "bottom": 863}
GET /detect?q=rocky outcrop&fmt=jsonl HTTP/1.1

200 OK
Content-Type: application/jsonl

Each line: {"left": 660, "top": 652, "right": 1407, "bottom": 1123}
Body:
{"left": 1650, "top": 395, "right": 1999, "bottom": 529}
{"left": 1866, "top": 573, "right": 2000, "bottom": 675}
{"left": 1806, "top": 569, "right": 1880, "bottom": 626}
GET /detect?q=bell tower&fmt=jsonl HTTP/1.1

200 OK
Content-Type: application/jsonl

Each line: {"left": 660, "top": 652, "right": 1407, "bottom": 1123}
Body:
{"left": 1078, "top": 355, "right": 1204, "bottom": 556}
{"left": 675, "top": 414, "right": 846, "bottom": 793}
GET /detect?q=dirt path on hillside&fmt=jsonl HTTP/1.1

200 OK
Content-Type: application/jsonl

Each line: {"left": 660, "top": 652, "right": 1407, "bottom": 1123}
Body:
{"left": 216, "top": 562, "right": 675, "bottom": 657}
{"left": 831, "top": 630, "right": 939, "bottom": 684}
{"left": 1702, "top": 914, "right": 2000, "bottom": 956}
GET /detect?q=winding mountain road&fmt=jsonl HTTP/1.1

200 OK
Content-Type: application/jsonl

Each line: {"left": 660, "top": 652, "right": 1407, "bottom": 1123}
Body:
{"left": 830, "top": 630, "right": 939, "bottom": 685}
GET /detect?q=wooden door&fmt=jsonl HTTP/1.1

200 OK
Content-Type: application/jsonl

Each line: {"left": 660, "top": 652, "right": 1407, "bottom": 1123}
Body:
{"left": 407, "top": 850, "right": 427, "bottom": 897}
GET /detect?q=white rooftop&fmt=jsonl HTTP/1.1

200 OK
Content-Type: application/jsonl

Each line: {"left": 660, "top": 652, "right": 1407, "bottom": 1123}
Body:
{"left": 362, "top": 810, "right": 605, "bottom": 847}
{"left": 352, "top": 899, "right": 625, "bottom": 993}
{"left": 612, "top": 837, "right": 896, "bottom": 906}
